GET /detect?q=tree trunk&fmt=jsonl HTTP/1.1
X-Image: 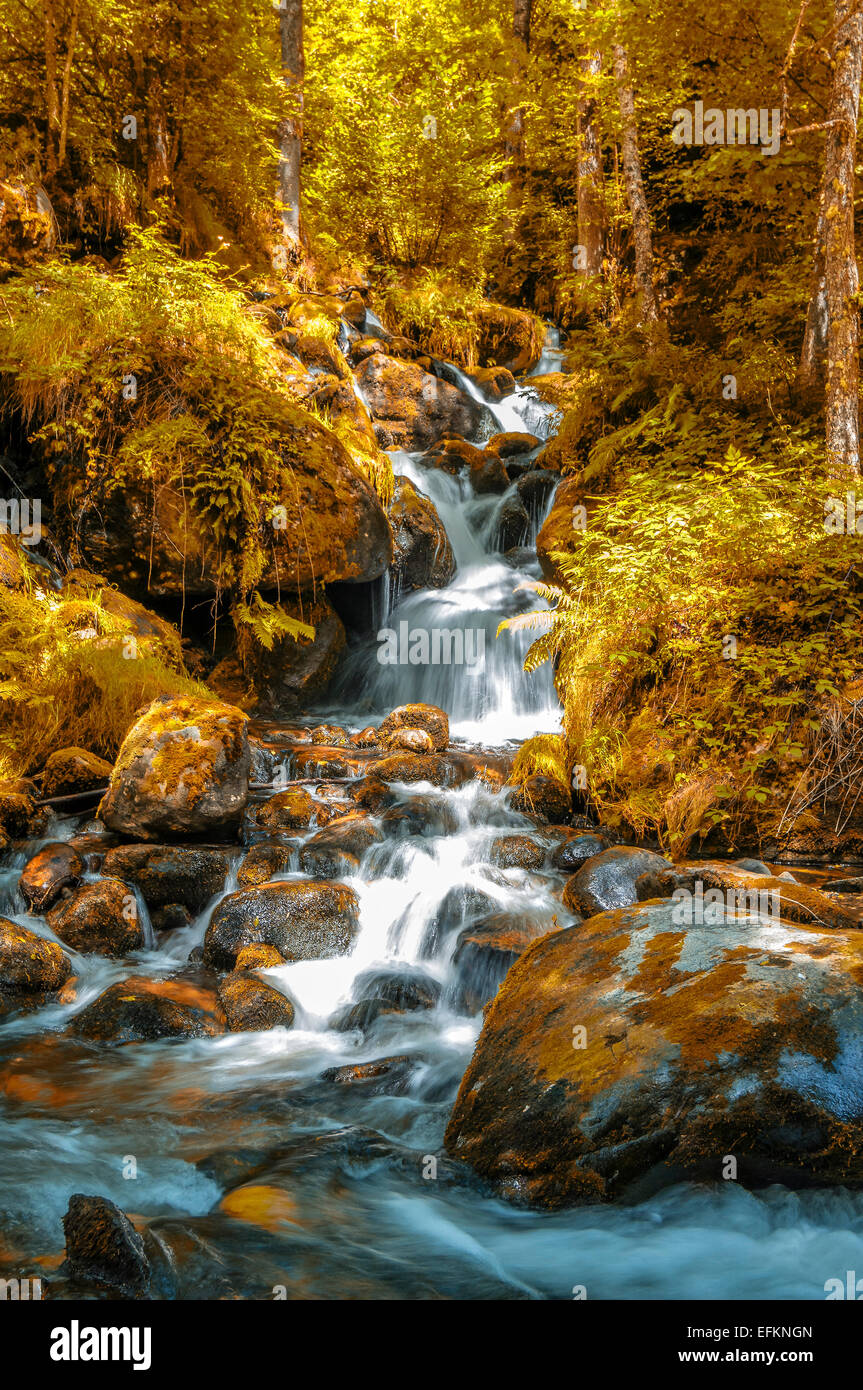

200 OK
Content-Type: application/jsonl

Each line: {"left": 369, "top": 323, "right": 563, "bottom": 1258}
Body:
{"left": 504, "top": 0, "right": 533, "bottom": 193}
{"left": 576, "top": 48, "right": 606, "bottom": 277}
{"left": 612, "top": 43, "right": 659, "bottom": 323}
{"left": 57, "top": 0, "right": 81, "bottom": 169}
{"left": 278, "top": 0, "right": 304, "bottom": 246}
{"left": 824, "top": 0, "right": 863, "bottom": 474}
{"left": 146, "top": 66, "right": 172, "bottom": 200}
{"left": 44, "top": 0, "right": 60, "bottom": 175}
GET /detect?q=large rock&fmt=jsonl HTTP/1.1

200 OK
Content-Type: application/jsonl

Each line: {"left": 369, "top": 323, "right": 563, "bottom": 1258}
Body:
{"left": 40, "top": 747, "right": 113, "bottom": 799}
{"left": 445, "top": 900, "right": 863, "bottom": 1205}
{"left": 247, "top": 595, "right": 346, "bottom": 714}
{"left": 0, "top": 918, "right": 71, "bottom": 992}
{"left": 99, "top": 696, "right": 250, "bottom": 840}
{"left": 61, "top": 405, "right": 392, "bottom": 600}
{"left": 47, "top": 879, "right": 144, "bottom": 957}
{"left": 379, "top": 703, "right": 449, "bottom": 752}
{"left": 62, "top": 1194, "right": 150, "bottom": 1296}
{"left": 203, "top": 880, "right": 360, "bottom": 970}
{"left": 218, "top": 972, "right": 295, "bottom": 1032}
{"left": 101, "top": 844, "right": 232, "bottom": 913}
{"left": 388, "top": 476, "right": 455, "bottom": 591}
{"left": 635, "top": 861, "right": 863, "bottom": 932}
{"left": 19, "top": 842, "right": 83, "bottom": 912}
{"left": 510, "top": 774, "right": 571, "bottom": 824}
{"left": 452, "top": 912, "right": 552, "bottom": 1013}
{"left": 70, "top": 975, "right": 225, "bottom": 1041}
{"left": 563, "top": 845, "right": 671, "bottom": 917}
{"left": 355, "top": 353, "right": 482, "bottom": 451}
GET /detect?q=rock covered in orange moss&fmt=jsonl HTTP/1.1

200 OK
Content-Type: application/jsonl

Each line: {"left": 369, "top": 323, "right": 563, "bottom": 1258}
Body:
{"left": 61, "top": 1194, "right": 150, "bottom": 1295}
{"left": 0, "top": 917, "right": 72, "bottom": 993}
{"left": 99, "top": 696, "right": 250, "bottom": 840}
{"left": 635, "top": 861, "right": 863, "bottom": 931}
{"left": 379, "top": 703, "right": 449, "bottom": 751}
{"left": 354, "top": 352, "right": 482, "bottom": 451}
{"left": 47, "top": 879, "right": 144, "bottom": 957}
{"left": 203, "top": 879, "right": 360, "bottom": 970}
{"left": 40, "top": 746, "right": 113, "bottom": 799}
{"left": 217, "top": 971, "right": 295, "bottom": 1031}
{"left": 509, "top": 773, "right": 572, "bottom": 824}
{"left": 445, "top": 900, "right": 863, "bottom": 1206}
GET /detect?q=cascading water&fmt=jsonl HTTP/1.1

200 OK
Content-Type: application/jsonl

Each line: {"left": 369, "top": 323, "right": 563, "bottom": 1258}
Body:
{"left": 2, "top": 332, "right": 861, "bottom": 1302}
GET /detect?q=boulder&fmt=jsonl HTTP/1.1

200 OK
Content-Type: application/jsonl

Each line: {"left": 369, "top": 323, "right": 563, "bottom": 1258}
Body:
{"left": 101, "top": 844, "right": 231, "bottom": 913}
{"left": 19, "top": 842, "right": 83, "bottom": 912}
{"left": 0, "top": 786, "right": 36, "bottom": 840}
{"left": 310, "top": 724, "right": 350, "bottom": 746}
{"left": 62, "top": 1194, "right": 150, "bottom": 1296}
{"left": 470, "top": 456, "right": 510, "bottom": 496}
{"left": 452, "top": 912, "right": 551, "bottom": 1013}
{"left": 468, "top": 367, "right": 517, "bottom": 401}
{"left": 236, "top": 943, "right": 286, "bottom": 969}
{"left": 373, "top": 754, "right": 455, "bottom": 787}
{"left": 551, "top": 833, "right": 609, "bottom": 871}
{"left": 355, "top": 353, "right": 483, "bottom": 451}
{"left": 445, "top": 900, "right": 863, "bottom": 1205}
{"left": 388, "top": 476, "right": 455, "bottom": 591}
{"left": 99, "top": 696, "right": 250, "bottom": 841}
{"left": 331, "top": 967, "right": 440, "bottom": 1032}
{"left": 489, "top": 835, "right": 546, "bottom": 871}
{"left": 564, "top": 845, "right": 671, "bottom": 917}
{"left": 47, "top": 879, "right": 144, "bottom": 957}
{"left": 382, "top": 727, "right": 434, "bottom": 754}
{"left": 218, "top": 972, "right": 295, "bottom": 1031}
{"left": 237, "top": 843, "right": 295, "bottom": 889}
{"left": 203, "top": 880, "right": 360, "bottom": 970}
{"left": 249, "top": 596, "right": 346, "bottom": 714}
{"left": 70, "top": 975, "right": 225, "bottom": 1041}
{"left": 634, "top": 861, "right": 862, "bottom": 932}
{"left": 496, "top": 496, "right": 530, "bottom": 551}
{"left": 0, "top": 917, "right": 71, "bottom": 992}
{"left": 510, "top": 774, "right": 572, "bottom": 824}
{"left": 256, "top": 788, "right": 331, "bottom": 831}
{"left": 62, "top": 405, "right": 391, "bottom": 600}
{"left": 486, "top": 431, "right": 541, "bottom": 458}
{"left": 516, "top": 470, "right": 557, "bottom": 516}
{"left": 298, "top": 816, "right": 382, "bottom": 879}
{"left": 349, "top": 726, "right": 380, "bottom": 749}
{"left": 40, "top": 747, "right": 113, "bottom": 799}
{"left": 379, "top": 703, "right": 449, "bottom": 752}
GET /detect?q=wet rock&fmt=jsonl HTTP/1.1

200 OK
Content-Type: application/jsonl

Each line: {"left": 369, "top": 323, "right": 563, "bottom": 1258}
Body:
{"left": 468, "top": 366, "right": 517, "bottom": 401}
{"left": 299, "top": 816, "right": 382, "bottom": 878}
{"left": 564, "top": 846, "right": 671, "bottom": 917}
{"left": 291, "top": 747, "right": 355, "bottom": 779}
{"left": 355, "top": 352, "right": 482, "bottom": 451}
{"left": 823, "top": 876, "right": 863, "bottom": 894}
{"left": 332, "top": 967, "right": 441, "bottom": 1031}
{"left": 424, "top": 437, "right": 485, "bottom": 472}
{"left": 496, "top": 497, "right": 530, "bottom": 551}
{"left": 489, "top": 835, "right": 546, "bottom": 871}
{"left": 388, "top": 475, "right": 456, "bottom": 590}
{"left": 0, "top": 785, "right": 36, "bottom": 840}
{"left": 516, "top": 469, "right": 557, "bottom": 515}
{"left": 70, "top": 975, "right": 225, "bottom": 1041}
{"left": 551, "top": 833, "right": 609, "bottom": 871}
{"left": 238, "top": 842, "right": 295, "bottom": 889}
{"left": 311, "top": 723, "right": 350, "bottom": 746}
{"left": 19, "top": 842, "right": 83, "bottom": 912}
{"left": 249, "top": 598, "right": 346, "bottom": 714}
{"left": 732, "top": 857, "right": 772, "bottom": 876}
{"left": 41, "top": 747, "right": 113, "bottom": 799}
{"left": 510, "top": 774, "right": 572, "bottom": 824}
{"left": 471, "top": 456, "right": 510, "bottom": 496}
{"left": 374, "top": 753, "right": 456, "bottom": 787}
{"left": 381, "top": 796, "right": 458, "bottom": 838}
{"left": 256, "top": 788, "right": 331, "bottom": 831}
{"left": 349, "top": 726, "right": 380, "bottom": 749}
{"left": 0, "top": 917, "right": 71, "bottom": 992}
{"left": 320, "top": 1055, "right": 420, "bottom": 1092}
{"left": 635, "top": 862, "right": 862, "bottom": 932}
{"left": 47, "top": 879, "right": 144, "bottom": 957}
{"left": 203, "top": 880, "right": 360, "bottom": 970}
{"left": 379, "top": 703, "right": 449, "bottom": 752}
{"left": 445, "top": 900, "right": 863, "bottom": 1204}
{"left": 349, "top": 776, "right": 395, "bottom": 813}
{"left": 382, "top": 726, "right": 435, "bottom": 754}
{"left": 502, "top": 546, "right": 537, "bottom": 569}
{"left": 62, "top": 1194, "right": 150, "bottom": 1295}
{"left": 235, "top": 943, "right": 286, "bottom": 969}
{"left": 452, "top": 912, "right": 551, "bottom": 1012}
{"left": 486, "top": 431, "right": 541, "bottom": 458}
{"left": 152, "top": 903, "right": 192, "bottom": 933}
{"left": 99, "top": 696, "right": 250, "bottom": 840}
{"left": 422, "top": 884, "right": 499, "bottom": 958}
{"left": 101, "top": 844, "right": 232, "bottom": 913}
{"left": 218, "top": 972, "right": 295, "bottom": 1032}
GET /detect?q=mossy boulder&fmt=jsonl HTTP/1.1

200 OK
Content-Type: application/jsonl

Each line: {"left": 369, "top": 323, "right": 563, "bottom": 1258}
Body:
{"left": 256, "top": 788, "right": 331, "bottom": 831}
{"left": 475, "top": 304, "right": 543, "bottom": 373}
{"left": 510, "top": 773, "right": 572, "bottom": 824}
{"left": 445, "top": 900, "right": 863, "bottom": 1205}
{"left": 355, "top": 353, "right": 482, "bottom": 451}
{"left": 41, "top": 747, "right": 113, "bottom": 799}
{"left": 203, "top": 880, "right": 360, "bottom": 970}
{"left": 47, "top": 879, "right": 144, "bottom": 957}
{"left": 489, "top": 835, "right": 547, "bottom": 870}
{"left": 0, "top": 917, "right": 72, "bottom": 992}
{"left": 218, "top": 971, "right": 295, "bottom": 1031}
{"left": 101, "top": 844, "right": 232, "bottom": 913}
{"left": 70, "top": 974, "right": 225, "bottom": 1041}
{"left": 388, "top": 475, "right": 456, "bottom": 591}
{"left": 247, "top": 595, "right": 346, "bottom": 715}
{"left": 237, "top": 843, "right": 296, "bottom": 889}
{"left": 486, "top": 431, "right": 541, "bottom": 458}
{"left": 379, "top": 703, "right": 449, "bottom": 752}
{"left": 99, "top": 696, "right": 250, "bottom": 840}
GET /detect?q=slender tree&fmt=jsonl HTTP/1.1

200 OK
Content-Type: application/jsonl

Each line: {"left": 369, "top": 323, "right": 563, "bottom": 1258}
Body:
{"left": 278, "top": 0, "right": 304, "bottom": 246}
{"left": 576, "top": 47, "right": 606, "bottom": 277}
{"left": 505, "top": 0, "right": 533, "bottom": 195}
{"left": 612, "top": 43, "right": 659, "bottom": 323}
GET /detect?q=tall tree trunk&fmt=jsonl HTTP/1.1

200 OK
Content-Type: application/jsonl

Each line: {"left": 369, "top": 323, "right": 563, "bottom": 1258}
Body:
{"left": 146, "top": 66, "right": 172, "bottom": 200}
{"left": 44, "top": 0, "right": 61, "bottom": 175}
{"left": 576, "top": 48, "right": 606, "bottom": 277}
{"left": 278, "top": 0, "right": 304, "bottom": 246}
{"left": 57, "top": 0, "right": 81, "bottom": 169}
{"left": 504, "top": 0, "right": 533, "bottom": 195}
{"left": 612, "top": 43, "right": 659, "bottom": 323}
{"left": 825, "top": 0, "right": 863, "bottom": 474}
